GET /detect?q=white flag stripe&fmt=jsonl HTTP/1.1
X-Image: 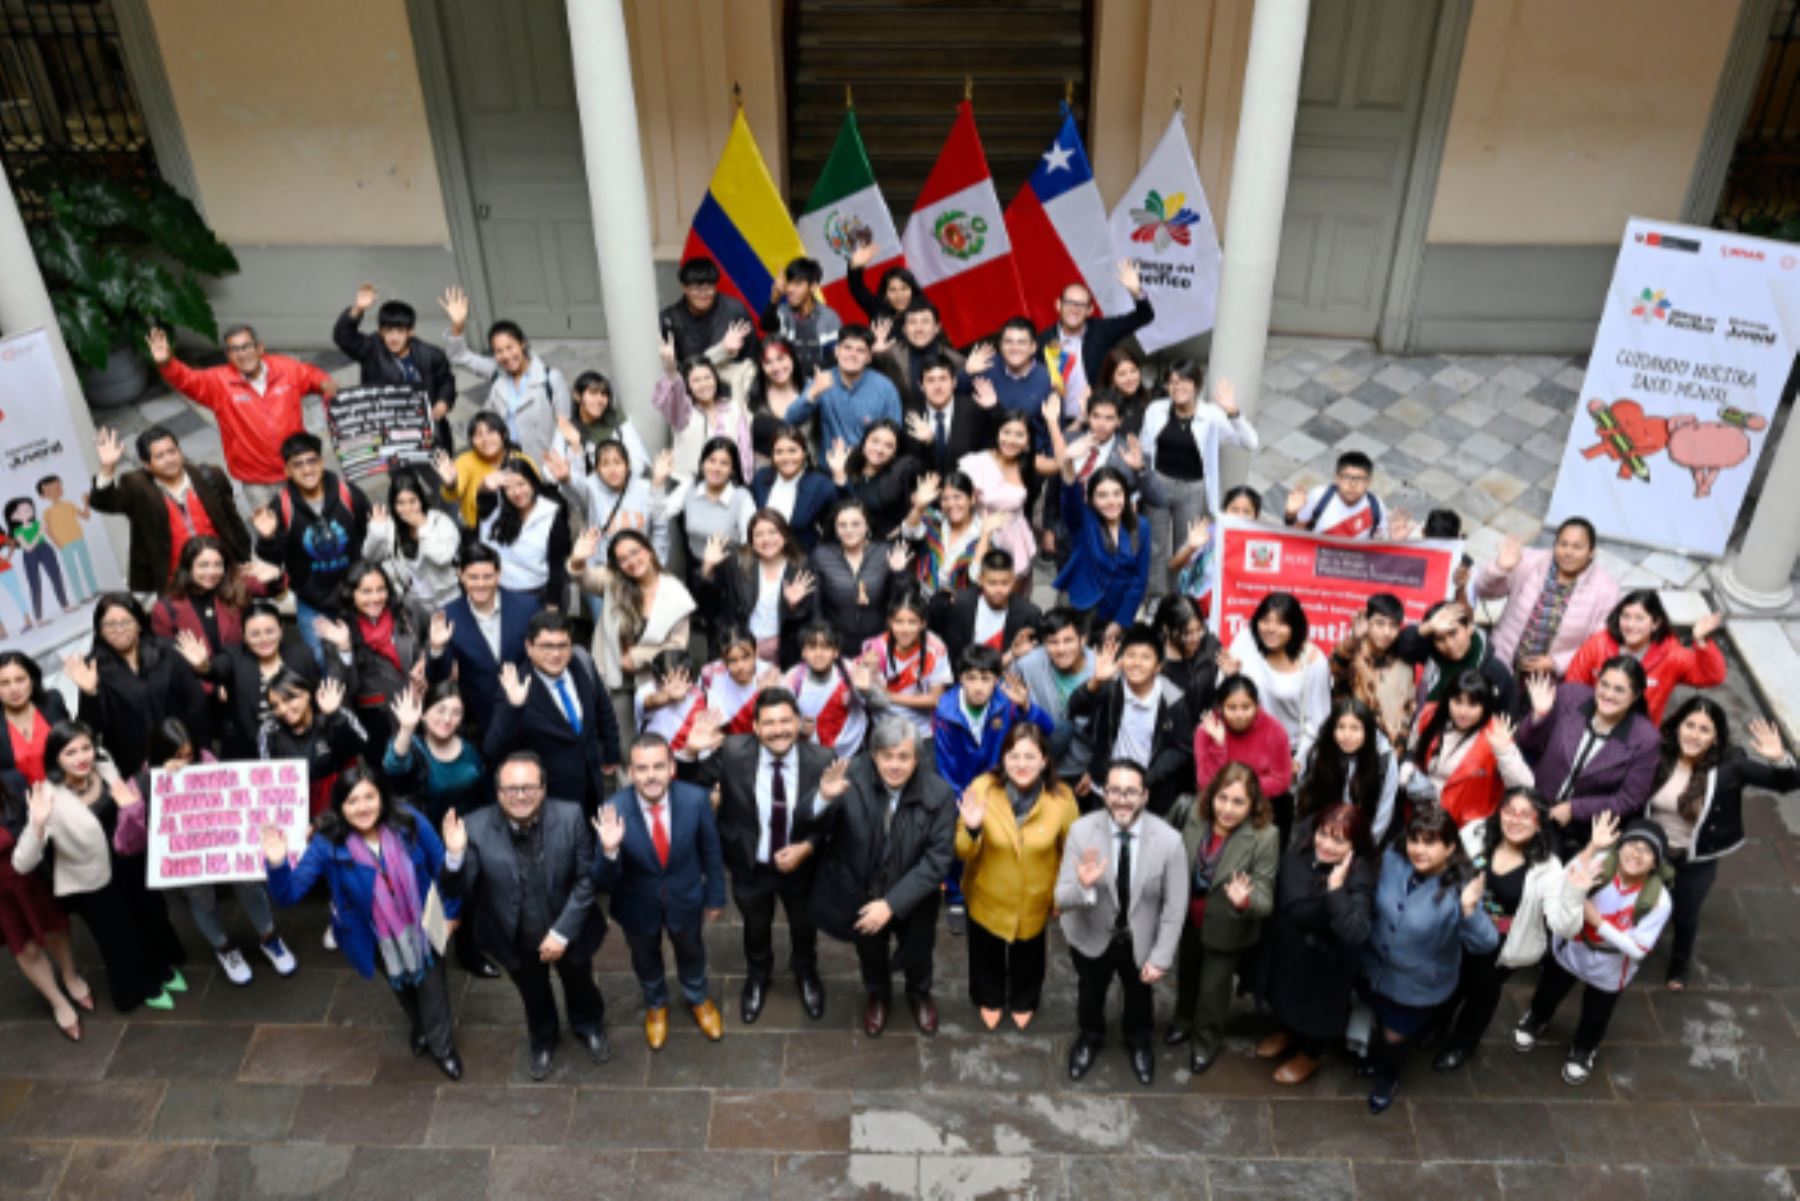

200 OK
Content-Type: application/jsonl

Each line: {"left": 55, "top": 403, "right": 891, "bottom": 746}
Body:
{"left": 1106, "top": 114, "right": 1223, "bottom": 353}
{"left": 902, "top": 179, "right": 1014, "bottom": 287}
{"left": 1043, "top": 185, "right": 1133, "bottom": 314}
{"left": 797, "top": 181, "right": 903, "bottom": 286}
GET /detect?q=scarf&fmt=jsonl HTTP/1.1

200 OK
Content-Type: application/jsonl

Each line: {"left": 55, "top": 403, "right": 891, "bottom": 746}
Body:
{"left": 345, "top": 824, "right": 434, "bottom": 988}
{"left": 1005, "top": 780, "right": 1042, "bottom": 822}
{"left": 576, "top": 408, "right": 627, "bottom": 456}
{"left": 1427, "top": 629, "right": 1488, "bottom": 704}
{"left": 916, "top": 510, "right": 980, "bottom": 592}
{"left": 358, "top": 609, "right": 405, "bottom": 674}
{"left": 1518, "top": 560, "right": 1577, "bottom": 666}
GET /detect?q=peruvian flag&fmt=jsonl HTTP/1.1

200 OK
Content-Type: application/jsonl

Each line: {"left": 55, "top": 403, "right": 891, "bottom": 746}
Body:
{"left": 797, "top": 108, "right": 904, "bottom": 325}
{"left": 1005, "top": 107, "right": 1132, "bottom": 330}
{"left": 900, "top": 101, "right": 1027, "bottom": 346}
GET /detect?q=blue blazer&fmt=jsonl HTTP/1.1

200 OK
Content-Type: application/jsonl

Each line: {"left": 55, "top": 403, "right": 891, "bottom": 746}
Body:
{"left": 591, "top": 782, "right": 727, "bottom": 938}
{"left": 750, "top": 467, "right": 837, "bottom": 551}
{"left": 1052, "top": 477, "right": 1150, "bottom": 629}
{"left": 1360, "top": 848, "right": 1499, "bottom": 1007}
{"left": 424, "top": 589, "right": 539, "bottom": 724}
{"left": 266, "top": 805, "right": 456, "bottom": 980}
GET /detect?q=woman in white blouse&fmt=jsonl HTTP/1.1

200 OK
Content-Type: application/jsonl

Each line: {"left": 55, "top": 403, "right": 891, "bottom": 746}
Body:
{"left": 568, "top": 524, "right": 696, "bottom": 742}
{"left": 1218, "top": 591, "right": 1332, "bottom": 770}
{"left": 476, "top": 457, "right": 572, "bottom": 610}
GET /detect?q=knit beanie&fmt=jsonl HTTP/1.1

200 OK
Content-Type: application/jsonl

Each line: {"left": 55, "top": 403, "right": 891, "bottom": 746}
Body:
{"left": 1618, "top": 818, "right": 1668, "bottom": 869}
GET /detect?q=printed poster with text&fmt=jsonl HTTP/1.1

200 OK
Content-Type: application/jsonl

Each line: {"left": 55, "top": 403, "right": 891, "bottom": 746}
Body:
{"left": 148, "top": 759, "right": 310, "bottom": 888}
{"left": 1546, "top": 217, "right": 1800, "bottom": 558}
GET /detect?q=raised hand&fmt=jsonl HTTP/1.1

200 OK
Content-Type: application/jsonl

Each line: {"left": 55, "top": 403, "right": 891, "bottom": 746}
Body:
{"left": 911, "top": 472, "right": 941, "bottom": 512}
{"left": 26, "top": 781, "right": 54, "bottom": 833}
{"left": 886, "top": 542, "right": 913, "bottom": 574}
{"left": 722, "top": 319, "right": 753, "bottom": 355}
{"left": 904, "top": 412, "right": 934, "bottom": 445}
{"left": 571, "top": 525, "right": 602, "bottom": 564}
{"left": 540, "top": 448, "right": 570, "bottom": 484}
{"left": 1284, "top": 487, "right": 1308, "bottom": 521}
{"left": 1225, "top": 871, "right": 1253, "bottom": 909}
{"left": 1116, "top": 258, "right": 1143, "bottom": 298}
{"left": 245, "top": 558, "right": 284, "bottom": 586}
{"left": 847, "top": 658, "right": 875, "bottom": 694}
{"left": 808, "top": 368, "right": 834, "bottom": 399}
{"left": 870, "top": 316, "right": 894, "bottom": 354}
{"left": 1201, "top": 709, "right": 1226, "bottom": 747}
{"left": 1040, "top": 393, "right": 1062, "bottom": 435}
{"left": 661, "top": 665, "right": 693, "bottom": 705}
{"left": 965, "top": 342, "right": 996, "bottom": 378}
{"left": 261, "top": 824, "right": 289, "bottom": 868}
{"left": 391, "top": 687, "right": 423, "bottom": 731}
{"left": 1460, "top": 871, "right": 1487, "bottom": 918}
{"left": 826, "top": 439, "right": 851, "bottom": 480}
{"left": 1185, "top": 519, "right": 1214, "bottom": 554}
{"left": 1747, "top": 717, "right": 1787, "bottom": 761}
{"left": 1211, "top": 377, "right": 1237, "bottom": 417}
{"left": 251, "top": 506, "right": 279, "bottom": 539}
{"left": 1076, "top": 847, "right": 1107, "bottom": 889}
{"left": 1524, "top": 672, "right": 1557, "bottom": 718}
{"left": 441, "top": 808, "right": 466, "bottom": 855}
{"left": 1692, "top": 611, "right": 1725, "bottom": 643}
{"left": 699, "top": 533, "right": 731, "bottom": 575}
{"left": 499, "top": 663, "right": 530, "bottom": 708}
{"left": 1588, "top": 811, "right": 1621, "bottom": 852}
{"left": 1564, "top": 852, "right": 1599, "bottom": 894}
{"left": 96, "top": 427, "right": 125, "bottom": 474}
{"left": 173, "top": 629, "right": 211, "bottom": 673}
{"left": 312, "top": 615, "right": 351, "bottom": 650}
{"left": 145, "top": 326, "right": 171, "bottom": 365}
{"left": 659, "top": 331, "right": 677, "bottom": 375}
{"left": 1214, "top": 647, "right": 1241, "bottom": 677}
{"left": 60, "top": 654, "right": 98, "bottom": 696}
{"left": 818, "top": 758, "right": 851, "bottom": 803}
{"left": 1327, "top": 851, "right": 1355, "bottom": 892}
{"left": 1496, "top": 535, "right": 1524, "bottom": 573}
{"left": 369, "top": 502, "right": 390, "bottom": 528}
{"left": 353, "top": 282, "right": 378, "bottom": 314}
{"left": 1487, "top": 713, "right": 1518, "bottom": 754}
{"left": 429, "top": 610, "right": 454, "bottom": 652}
{"left": 316, "top": 677, "right": 345, "bottom": 716}
{"left": 593, "top": 805, "right": 625, "bottom": 854}
{"left": 438, "top": 286, "right": 470, "bottom": 334}
{"left": 1007, "top": 627, "right": 1038, "bottom": 666}
{"left": 783, "top": 569, "right": 816, "bottom": 609}
{"left": 958, "top": 789, "right": 987, "bottom": 832}
{"left": 1092, "top": 638, "right": 1121, "bottom": 685}
{"left": 1001, "top": 670, "right": 1030, "bottom": 710}
{"left": 850, "top": 241, "right": 879, "bottom": 270}
{"left": 1120, "top": 433, "right": 1146, "bottom": 472}
{"left": 431, "top": 449, "right": 456, "bottom": 487}
{"left": 652, "top": 448, "right": 675, "bottom": 490}
{"left": 970, "top": 376, "right": 999, "bottom": 410}
{"left": 685, "top": 708, "right": 724, "bottom": 753}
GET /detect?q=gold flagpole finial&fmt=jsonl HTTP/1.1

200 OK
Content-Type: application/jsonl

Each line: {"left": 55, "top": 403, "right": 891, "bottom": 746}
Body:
{"left": 964, "top": 75, "right": 973, "bottom": 102}
{"left": 1064, "top": 79, "right": 1075, "bottom": 107}
{"left": 732, "top": 82, "right": 743, "bottom": 112}
{"left": 846, "top": 84, "right": 854, "bottom": 110}
{"left": 1174, "top": 85, "right": 1184, "bottom": 111}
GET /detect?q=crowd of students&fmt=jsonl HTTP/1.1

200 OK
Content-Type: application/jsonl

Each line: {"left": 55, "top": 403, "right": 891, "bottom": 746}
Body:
{"left": 1, "top": 260, "right": 1792, "bottom": 1109}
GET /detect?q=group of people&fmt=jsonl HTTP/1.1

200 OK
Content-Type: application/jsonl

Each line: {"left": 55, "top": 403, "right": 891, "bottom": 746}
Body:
{"left": 1, "top": 263, "right": 1791, "bottom": 1111}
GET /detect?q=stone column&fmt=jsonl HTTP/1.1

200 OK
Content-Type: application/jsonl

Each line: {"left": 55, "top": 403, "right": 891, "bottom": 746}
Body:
{"left": 0, "top": 170, "right": 90, "bottom": 415}
{"left": 565, "top": 0, "right": 665, "bottom": 441}
{"left": 1206, "top": 0, "right": 1312, "bottom": 484}
{"left": 1720, "top": 420, "right": 1800, "bottom": 609}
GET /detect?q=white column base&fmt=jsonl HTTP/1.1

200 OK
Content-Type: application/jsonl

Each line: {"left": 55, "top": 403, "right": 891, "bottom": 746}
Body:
{"left": 1717, "top": 560, "right": 1797, "bottom": 613}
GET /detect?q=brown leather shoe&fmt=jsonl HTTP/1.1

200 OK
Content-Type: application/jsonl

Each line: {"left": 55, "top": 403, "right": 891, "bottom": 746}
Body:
{"left": 909, "top": 993, "right": 939, "bottom": 1037}
{"left": 644, "top": 1007, "right": 669, "bottom": 1051}
{"left": 690, "top": 999, "right": 724, "bottom": 1041}
{"left": 1273, "top": 1052, "right": 1322, "bottom": 1085}
{"left": 1255, "top": 1030, "right": 1293, "bottom": 1061}
{"left": 863, "top": 995, "right": 889, "bottom": 1038}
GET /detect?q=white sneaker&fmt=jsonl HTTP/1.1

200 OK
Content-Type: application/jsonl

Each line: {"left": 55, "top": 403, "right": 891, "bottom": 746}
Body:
{"left": 322, "top": 927, "right": 337, "bottom": 951}
{"left": 216, "top": 947, "right": 252, "bottom": 986}
{"left": 260, "top": 936, "right": 298, "bottom": 977}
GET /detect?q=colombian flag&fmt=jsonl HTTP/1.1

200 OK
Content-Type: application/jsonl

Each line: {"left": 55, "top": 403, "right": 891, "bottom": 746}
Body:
{"left": 681, "top": 111, "right": 807, "bottom": 311}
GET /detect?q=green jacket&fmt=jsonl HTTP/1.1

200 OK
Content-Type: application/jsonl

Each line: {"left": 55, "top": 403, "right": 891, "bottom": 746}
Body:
{"left": 1177, "top": 811, "right": 1280, "bottom": 953}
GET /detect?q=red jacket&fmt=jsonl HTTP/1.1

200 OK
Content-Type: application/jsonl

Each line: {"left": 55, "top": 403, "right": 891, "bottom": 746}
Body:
{"left": 1563, "top": 631, "right": 1727, "bottom": 726}
{"left": 1195, "top": 708, "right": 1294, "bottom": 800}
{"left": 158, "top": 354, "right": 333, "bottom": 484}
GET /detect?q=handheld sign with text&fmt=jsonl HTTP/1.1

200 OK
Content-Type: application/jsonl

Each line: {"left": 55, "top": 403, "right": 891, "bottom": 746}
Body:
{"left": 148, "top": 760, "right": 310, "bottom": 888}
{"left": 324, "top": 384, "right": 436, "bottom": 483}
{"left": 1209, "top": 518, "right": 1462, "bottom": 654}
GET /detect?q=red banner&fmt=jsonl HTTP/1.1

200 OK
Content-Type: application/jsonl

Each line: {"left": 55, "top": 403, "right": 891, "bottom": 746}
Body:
{"left": 1209, "top": 519, "right": 1463, "bottom": 655}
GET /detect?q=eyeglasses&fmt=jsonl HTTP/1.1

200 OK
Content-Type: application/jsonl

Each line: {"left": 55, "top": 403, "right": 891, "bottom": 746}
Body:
{"left": 100, "top": 618, "right": 138, "bottom": 632}
{"left": 286, "top": 455, "right": 322, "bottom": 468}
{"left": 1336, "top": 471, "right": 1370, "bottom": 484}
{"left": 498, "top": 785, "right": 544, "bottom": 798}
{"left": 1059, "top": 296, "right": 1092, "bottom": 309}
{"left": 1108, "top": 787, "right": 1146, "bottom": 801}
{"left": 225, "top": 342, "right": 258, "bottom": 354}
{"left": 682, "top": 283, "right": 718, "bottom": 293}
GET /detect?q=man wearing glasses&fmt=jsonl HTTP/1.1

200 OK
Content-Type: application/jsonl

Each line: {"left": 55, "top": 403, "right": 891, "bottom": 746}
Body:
{"left": 440, "top": 753, "right": 610, "bottom": 1082}
{"left": 146, "top": 325, "right": 338, "bottom": 511}
{"left": 659, "top": 257, "right": 760, "bottom": 366}
{"left": 1036, "top": 259, "right": 1151, "bottom": 421}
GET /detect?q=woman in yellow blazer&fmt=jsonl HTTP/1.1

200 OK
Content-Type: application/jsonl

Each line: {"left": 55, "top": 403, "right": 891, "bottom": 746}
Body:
{"left": 955, "top": 723, "right": 1079, "bottom": 1031}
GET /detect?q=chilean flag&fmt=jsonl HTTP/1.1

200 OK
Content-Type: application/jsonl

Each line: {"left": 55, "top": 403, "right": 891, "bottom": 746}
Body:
{"left": 1005, "top": 108, "right": 1132, "bottom": 331}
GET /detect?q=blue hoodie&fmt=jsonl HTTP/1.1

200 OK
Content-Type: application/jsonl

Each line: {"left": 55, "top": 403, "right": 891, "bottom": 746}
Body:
{"left": 931, "top": 685, "right": 1055, "bottom": 796}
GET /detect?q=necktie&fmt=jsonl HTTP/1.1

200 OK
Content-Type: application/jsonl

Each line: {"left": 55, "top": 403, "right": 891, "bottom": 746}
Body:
{"left": 649, "top": 802, "right": 670, "bottom": 867}
{"left": 1115, "top": 829, "right": 1133, "bottom": 930}
{"left": 1080, "top": 443, "right": 1100, "bottom": 479}
{"left": 933, "top": 409, "right": 948, "bottom": 472}
{"left": 770, "top": 757, "right": 788, "bottom": 855}
{"left": 552, "top": 676, "right": 582, "bottom": 733}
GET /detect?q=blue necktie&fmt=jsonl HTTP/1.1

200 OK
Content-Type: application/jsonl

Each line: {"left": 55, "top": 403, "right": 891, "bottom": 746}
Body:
{"left": 552, "top": 676, "right": 582, "bottom": 733}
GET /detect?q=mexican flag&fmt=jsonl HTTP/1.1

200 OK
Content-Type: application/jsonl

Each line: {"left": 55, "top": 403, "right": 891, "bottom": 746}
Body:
{"left": 797, "top": 108, "right": 904, "bottom": 325}
{"left": 900, "top": 101, "right": 1027, "bottom": 346}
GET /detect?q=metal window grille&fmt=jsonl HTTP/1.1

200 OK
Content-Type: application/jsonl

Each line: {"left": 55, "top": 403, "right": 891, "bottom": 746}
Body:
{"left": 0, "top": 0, "right": 157, "bottom": 222}
{"left": 1718, "top": 0, "right": 1800, "bottom": 236}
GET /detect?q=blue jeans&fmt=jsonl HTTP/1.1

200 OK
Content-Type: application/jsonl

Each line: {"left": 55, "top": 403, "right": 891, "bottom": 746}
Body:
{"left": 58, "top": 540, "right": 98, "bottom": 603}
{"left": 626, "top": 923, "right": 709, "bottom": 1008}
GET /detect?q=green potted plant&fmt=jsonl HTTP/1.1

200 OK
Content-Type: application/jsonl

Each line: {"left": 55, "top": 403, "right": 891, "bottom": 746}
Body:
{"left": 24, "top": 169, "right": 238, "bottom": 408}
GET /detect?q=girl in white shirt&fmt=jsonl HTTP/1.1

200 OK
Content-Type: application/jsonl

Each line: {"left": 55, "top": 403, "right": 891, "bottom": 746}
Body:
{"left": 475, "top": 458, "right": 571, "bottom": 610}
{"left": 1219, "top": 591, "right": 1332, "bottom": 774}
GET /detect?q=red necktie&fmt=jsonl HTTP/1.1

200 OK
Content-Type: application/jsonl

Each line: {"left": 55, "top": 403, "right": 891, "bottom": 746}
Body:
{"left": 1080, "top": 445, "right": 1100, "bottom": 478}
{"left": 649, "top": 802, "right": 670, "bottom": 867}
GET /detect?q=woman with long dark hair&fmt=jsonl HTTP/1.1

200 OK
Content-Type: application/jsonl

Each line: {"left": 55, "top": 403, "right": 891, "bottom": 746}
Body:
{"left": 313, "top": 561, "right": 425, "bottom": 763}
{"left": 859, "top": 589, "right": 951, "bottom": 764}
{"left": 1194, "top": 675, "right": 1294, "bottom": 810}
{"left": 811, "top": 499, "right": 914, "bottom": 655}
{"left": 552, "top": 369, "right": 651, "bottom": 479}
{"left": 570, "top": 523, "right": 696, "bottom": 740}
{"left": 1295, "top": 697, "right": 1399, "bottom": 848}
{"left": 0, "top": 771, "right": 88, "bottom": 1038}
{"left": 1095, "top": 346, "right": 1154, "bottom": 435}
{"left": 436, "top": 411, "right": 524, "bottom": 528}
{"left": 653, "top": 351, "right": 756, "bottom": 483}
{"left": 1138, "top": 365, "right": 1259, "bottom": 595}
{"left": 750, "top": 424, "right": 837, "bottom": 551}
{"left": 828, "top": 418, "right": 922, "bottom": 542}
{"left": 362, "top": 469, "right": 461, "bottom": 620}
{"left": 1475, "top": 517, "right": 1619, "bottom": 680}
{"left": 476, "top": 457, "right": 572, "bottom": 610}
{"left": 172, "top": 599, "right": 315, "bottom": 759}
{"left": 1357, "top": 807, "right": 1496, "bottom": 1113}
{"left": 748, "top": 337, "right": 816, "bottom": 460}
{"left": 557, "top": 438, "right": 662, "bottom": 561}
{"left": 1154, "top": 595, "right": 1220, "bottom": 727}
{"left": 263, "top": 764, "right": 464, "bottom": 1080}
{"left": 1564, "top": 590, "right": 1727, "bottom": 725}
{"left": 703, "top": 508, "right": 816, "bottom": 667}
{"left": 0, "top": 650, "right": 68, "bottom": 794}
{"left": 259, "top": 671, "right": 367, "bottom": 819}
{"left": 1217, "top": 591, "right": 1332, "bottom": 767}
{"left": 65, "top": 593, "right": 209, "bottom": 779}
{"left": 899, "top": 470, "right": 1006, "bottom": 600}
{"left": 443, "top": 287, "right": 570, "bottom": 466}
{"left": 151, "top": 534, "right": 283, "bottom": 655}
{"left": 1519, "top": 655, "right": 1660, "bottom": 853}
{"left": 1402, "top": 672, "right": 1533, "bottom": 827}
{"left": 1044, "top": 401, "right": 1151, "bottom": 631}
{"left": 1644, "top": 696, "right": 1799, "bottom": 989}
{"left": 959, "top": 408, "right": 1037, "bottom": 578}
{"left": 12, "top": 720, "right": 185, "bottom": 1012}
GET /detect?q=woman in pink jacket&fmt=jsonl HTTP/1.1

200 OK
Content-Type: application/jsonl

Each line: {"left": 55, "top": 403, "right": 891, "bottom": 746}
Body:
{"left": 1473, "top": 518, "right": 1619, "bottom": 680}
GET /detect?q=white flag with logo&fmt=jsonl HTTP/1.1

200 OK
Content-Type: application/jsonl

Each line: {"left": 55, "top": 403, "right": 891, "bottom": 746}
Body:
{"left": 1107, "top": 114, "right": 1222, "bottom": 353}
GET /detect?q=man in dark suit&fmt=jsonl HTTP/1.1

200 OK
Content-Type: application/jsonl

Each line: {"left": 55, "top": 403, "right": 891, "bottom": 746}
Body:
{"left": 901, "top": 355, "right": 1000, "bottom": 480}
{"left": 425, "top": 544, "right": 539, "bottom": 729}
{"left": 802, "top": 716, "right": 954, "bottom": 1038}
{"left": 1037, "top": 261, "right": 1154, "bottom": 417}
{"left": 689, "top": 688, "right": 837, "bottom": 1024}
{"left": 482, "top": 610, "right": 621, "bottom": 816}
{"left": 331, "top": 284, "right": 458, "bottom": 451}
{"left": 592, "top": 734, "right": 728, "bottom": 1050}
{"left": 439, "top": 752, "right": 608, "bottom": 1080}
{"left": 89, "top": 425, "right": 252, "bottom": 595}
{"left": 874, "top": 299, "right": 967, "bottom": 405}
{"left": 937, "top": 548, "right": 1044, "bottom": 669}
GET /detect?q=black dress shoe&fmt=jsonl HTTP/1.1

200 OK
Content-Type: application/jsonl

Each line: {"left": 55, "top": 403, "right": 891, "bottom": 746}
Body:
{"left": 1433, "top": 1045, "right": 1470, "bottom": 1073}
{"left": 1354, "top": 1057, "right": 1380, "bottom": 1079}
{"left": 584, "top": 1029, "right": 611, "bottom": 1065}
{"left": 459, "top": 953, "right": 501, "bottom": 979}
{"left": 740, "top": 978, "right": 767, "bottom": 1025}
{"left": 1068, "top": 1039, "right": 1100, "bottom": 1080}
{"left": 528, "top": 1047, "right": 554, "bottom": 1082}
{"left": 1189, "top": 1049, "right": 1214, "bottom": 1076}
{"left": 798, "top": 975, "right": 826, "bottom": 1020}
{"left": 1163, "top": 1024, "right": 1192, "bottom": 1047}
{"left": 436, "top": 1051, "right": 464, "bottom": 1082}
{"left": 1131, "top": 1047, "right": 1156, "bottom": 1086}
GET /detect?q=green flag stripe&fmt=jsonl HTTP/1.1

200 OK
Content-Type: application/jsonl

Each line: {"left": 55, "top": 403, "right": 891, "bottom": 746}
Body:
{"left": 803, "top": 109, "right": 878, "bottom": 212}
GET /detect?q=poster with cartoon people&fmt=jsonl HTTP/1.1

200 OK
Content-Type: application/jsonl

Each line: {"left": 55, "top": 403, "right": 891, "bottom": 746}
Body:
{"left": 0, "top": 329, "right": 124, "bottom": 652}
{"left": 1547, "top": 218, "right": 1799, "bottom": 558}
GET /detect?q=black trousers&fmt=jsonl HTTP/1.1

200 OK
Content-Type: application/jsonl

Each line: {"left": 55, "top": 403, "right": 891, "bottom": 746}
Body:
{"left": 1667, "top": 855, "right": 1719, "bottom": 981}
{"left": 1527, "top": 957, "right": 1622, "bottom": 1054}
{"left": 966, "top": 918, "right": 1047, "bottom": 1014}
{"left": 64, "top": 876, "right": 180, "bottom": 1013}
{"left": 1072, "top": 933, "right": 1153, "bottom": 1052}
{"left": 509, "top": 947, "right": 606, "bottom": 1053}
{"left": 393, "top": 957, "right": 457, "bottom": 1059}
{"left": 856, "top": 891, "right": 940, "bottom": 1001}
{"left": 734, "top": 863, "right": 818, "bottom": 984}
{"left": 625, "top": 922, "right": 710, "bottom": 1009}
{"left": 1443, "top": 944, "right": 1514, "bottom": 1054}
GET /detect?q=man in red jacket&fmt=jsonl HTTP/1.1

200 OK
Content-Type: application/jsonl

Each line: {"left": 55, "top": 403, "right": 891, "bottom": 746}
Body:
{"left": 148, "top": 326, "right": 338, "bottom": 508}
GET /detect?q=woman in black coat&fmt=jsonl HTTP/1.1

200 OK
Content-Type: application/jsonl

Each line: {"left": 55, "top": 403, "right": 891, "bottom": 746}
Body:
{"left": 68, "top": 594, "right": 209, "bottom": 780}
{"left": 809, "top": 499, "right": 914, "bottom": 656}
{"left": 827, "top": 419, "right": 923, "bottom": 542}
{"left": 1252, "top": 802, "right": 1377, "bottom": 1085}
{"left": 314, "top": 562, "right": 425, "bottom": 768}
{"left": 172, "top": 600, "right": 316, "bottom": 759}
{"left": 701, "top": 509, "right": 817, "bottom": 667}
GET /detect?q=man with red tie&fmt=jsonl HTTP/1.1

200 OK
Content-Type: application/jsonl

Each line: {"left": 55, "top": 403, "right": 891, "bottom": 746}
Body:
{"left": 591, "top": 734, "right": 727, "bottom": 1050}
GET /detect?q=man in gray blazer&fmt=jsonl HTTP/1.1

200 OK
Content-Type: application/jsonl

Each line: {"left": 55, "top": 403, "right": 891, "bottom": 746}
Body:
{"left": 441, "top": 753, "right": 609, "bottom": 1081}
{"left": 1055, "top": 759, "right": 1188, "bottom": 1085}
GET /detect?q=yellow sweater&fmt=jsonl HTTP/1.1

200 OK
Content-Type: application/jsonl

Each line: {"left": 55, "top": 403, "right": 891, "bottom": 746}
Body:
{"left": 954, "top": 775, "right": 1078, "bottom": 942}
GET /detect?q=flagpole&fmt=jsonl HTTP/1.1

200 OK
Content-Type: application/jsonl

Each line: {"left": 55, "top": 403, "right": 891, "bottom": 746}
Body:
{"left": 964, "top": 75, "right": 973, "bottom": 102}
{"left": 732, "top": 81, "right": 743, "bottom": 113}
{"left": 846, "top": 85, "right": 853, "bottom": 110}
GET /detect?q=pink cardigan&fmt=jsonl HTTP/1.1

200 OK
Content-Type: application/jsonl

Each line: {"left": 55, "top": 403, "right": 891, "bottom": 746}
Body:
{"left": 1474, "top": 548, "right": 1619, "bottom": 676}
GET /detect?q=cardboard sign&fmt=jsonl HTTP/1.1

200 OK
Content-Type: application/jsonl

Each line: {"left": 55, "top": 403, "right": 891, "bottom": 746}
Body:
{"left": 324, "top": 385, "right": 435, "bottom": 483}
{"left": 147, "top": 760, "right": 310, "bottom": 887}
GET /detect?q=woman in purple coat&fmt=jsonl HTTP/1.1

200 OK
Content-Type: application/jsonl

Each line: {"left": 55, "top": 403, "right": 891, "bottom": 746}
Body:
{"left": 1517, "top": 656, "right": 1660, "bottom": 858}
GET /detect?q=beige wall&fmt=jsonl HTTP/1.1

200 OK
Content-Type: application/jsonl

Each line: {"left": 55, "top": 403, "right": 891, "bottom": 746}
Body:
{"left": 143, "top": 0, "right": 449, "bottom": 246}
{"left": 1427, "top": 0, "right": 1737, "bottom": 244}
{"left": 626, "top": 0, "right": 785, "bottom": 258}
{"left": 1090, "top": 0, "right": 1253, "bottom": 240}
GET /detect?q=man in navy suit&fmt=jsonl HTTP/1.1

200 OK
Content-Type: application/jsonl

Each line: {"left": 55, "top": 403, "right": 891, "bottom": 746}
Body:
{"left": 425, "top": 543, "right": 538, "bottom": 731}
{"left": 483, "top": 611, "right": 621, "bottom": 817}
{"left": 592, "top": 733, "right": 728, "bottom": 1050}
